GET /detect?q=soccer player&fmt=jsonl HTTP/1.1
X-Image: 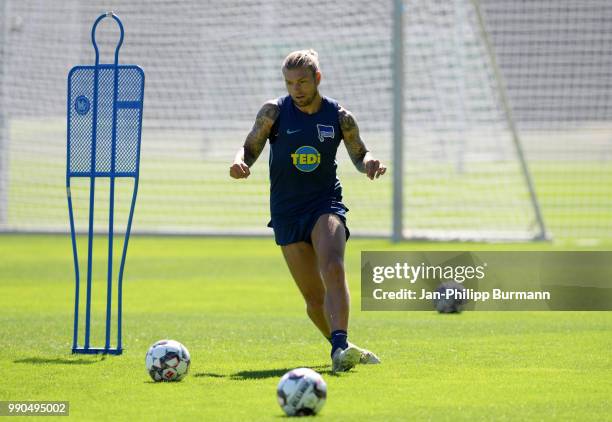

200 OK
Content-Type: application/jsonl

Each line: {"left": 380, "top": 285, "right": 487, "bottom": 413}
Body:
{"left": 229, "top": 49, "right": 386, "bottom": 372}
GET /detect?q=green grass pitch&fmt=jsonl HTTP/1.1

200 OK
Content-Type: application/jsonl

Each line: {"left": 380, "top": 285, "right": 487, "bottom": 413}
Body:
{"left": 0, "top": 235, "right": 611, "bottom": 420}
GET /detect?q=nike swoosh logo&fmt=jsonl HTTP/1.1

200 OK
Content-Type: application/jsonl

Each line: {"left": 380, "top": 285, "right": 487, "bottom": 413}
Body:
{"left": 287, "top": 129, "right": 302, "bottom": 134}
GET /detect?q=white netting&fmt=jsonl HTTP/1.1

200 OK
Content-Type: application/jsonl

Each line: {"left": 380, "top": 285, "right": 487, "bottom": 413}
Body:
{"left": 0, "top": 0, "right": 610, "bottom": 240}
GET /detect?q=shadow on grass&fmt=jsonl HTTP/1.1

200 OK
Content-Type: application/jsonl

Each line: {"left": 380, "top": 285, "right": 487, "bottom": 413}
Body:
{"left": 192, "top": 365, "right": 333, "bottom": 380}
{"left": 14, "top": 356, "right": 105, "bottom": 365}
{"left": 229, "top": 365, "right": 331, "bottom": 380}
{"left": 192, "top": 372, "right": 227, "bottom": 378}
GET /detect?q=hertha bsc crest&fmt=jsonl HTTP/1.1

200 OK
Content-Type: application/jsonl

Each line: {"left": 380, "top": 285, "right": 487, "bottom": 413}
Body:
{"left": 316, "top": 124, "right": 334, "bottom": 143}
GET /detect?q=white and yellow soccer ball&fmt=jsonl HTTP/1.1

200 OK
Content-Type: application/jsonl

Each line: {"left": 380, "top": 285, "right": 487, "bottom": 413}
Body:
{"left": 145, "top": 339, "right": 191, "bottom": 382}
{"left": 277, "top": 368, "right": 327, "bottom": 416}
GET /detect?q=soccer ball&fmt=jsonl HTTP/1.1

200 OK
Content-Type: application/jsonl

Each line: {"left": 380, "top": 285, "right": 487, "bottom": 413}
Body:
{"left": 145, "top": 339, "right": 191, "bottom": 382}
{"left": 433, "top": 280, "right": 468, "bottom": 313}
{"left": 277, "top": 368, "right": 327, "bottom": 416}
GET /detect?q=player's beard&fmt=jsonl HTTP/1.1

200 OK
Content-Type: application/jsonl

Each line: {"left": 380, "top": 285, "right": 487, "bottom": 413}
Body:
{"left": 294, "top": 90, "right": 318, "bottom": 107}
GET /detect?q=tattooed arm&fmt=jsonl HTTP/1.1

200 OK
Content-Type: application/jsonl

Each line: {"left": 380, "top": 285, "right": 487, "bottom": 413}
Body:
{"left": 339, "top": 106, "right": 387, "bottom": 180}
{"left": 230, "top": 101, "right": 280, "bottom": 179}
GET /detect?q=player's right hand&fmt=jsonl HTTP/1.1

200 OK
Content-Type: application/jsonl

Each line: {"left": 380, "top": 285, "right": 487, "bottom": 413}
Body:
{"left": 229, "top": 161, "right": 251, "bottom": 179}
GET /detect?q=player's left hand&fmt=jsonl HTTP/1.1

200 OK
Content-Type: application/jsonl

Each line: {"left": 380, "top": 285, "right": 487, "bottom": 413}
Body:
{"left": 365, "top": 159, "right": 386, "bottom": 180}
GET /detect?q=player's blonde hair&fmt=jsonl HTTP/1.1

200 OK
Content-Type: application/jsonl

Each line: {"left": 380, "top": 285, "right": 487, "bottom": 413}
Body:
{"left": 282, "top": 49, "right": 320, "bottom": 78}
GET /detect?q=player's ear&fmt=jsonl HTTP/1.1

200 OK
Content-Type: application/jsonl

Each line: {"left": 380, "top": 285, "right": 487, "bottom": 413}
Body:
{"left": 315, "top": 71, "right": 321, "bottom": 86}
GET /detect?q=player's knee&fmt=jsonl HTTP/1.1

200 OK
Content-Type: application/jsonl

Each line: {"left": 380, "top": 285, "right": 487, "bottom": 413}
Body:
{"left": 302, "top": 286, "right": 325, "bottom": 307}
{"left": 320, "top": 257, "right": 345, "bottom": 285}
{"left": 305, "top": 296, "right": 325, "bottom": 313}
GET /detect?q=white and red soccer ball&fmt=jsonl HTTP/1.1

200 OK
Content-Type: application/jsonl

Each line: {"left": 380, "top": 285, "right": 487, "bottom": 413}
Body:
{"left": 277, "top": 368, "right": 327, "bottom": 416}
{"left": 145, "top": 339, "right": 191, "bottom": 382}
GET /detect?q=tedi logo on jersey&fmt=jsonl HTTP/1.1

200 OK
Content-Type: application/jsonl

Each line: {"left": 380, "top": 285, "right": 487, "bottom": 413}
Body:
{"left": 316, "top": 124, "right": 334, "bottom": 143}
{"left": 291, "top": 146, "right": 321, "bottom": 172}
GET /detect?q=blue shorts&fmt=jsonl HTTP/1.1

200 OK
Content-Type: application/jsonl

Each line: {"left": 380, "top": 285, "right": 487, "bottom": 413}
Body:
{"left": 267, "top": 202, "right": 350, "bottom": 246}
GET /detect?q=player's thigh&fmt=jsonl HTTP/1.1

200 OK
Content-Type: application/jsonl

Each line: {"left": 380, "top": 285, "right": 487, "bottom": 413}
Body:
{"left": 281, "top": 241, "right": 326, "bottom": 303}
{"left": 311, "top": 213, "right": 346, "bottom": 267}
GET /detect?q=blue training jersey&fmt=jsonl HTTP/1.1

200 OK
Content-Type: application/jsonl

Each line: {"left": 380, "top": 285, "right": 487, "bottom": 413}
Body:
{"left": 268, "top": 95, "right": 344, "bottom": 222}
